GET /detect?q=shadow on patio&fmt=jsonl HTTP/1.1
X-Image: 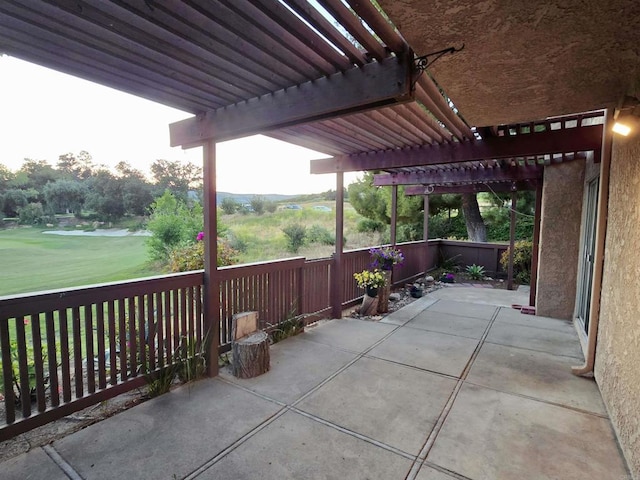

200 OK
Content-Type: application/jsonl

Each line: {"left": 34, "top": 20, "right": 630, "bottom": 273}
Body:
{"left": 2, "top": 287, "right": 630, "bottom": 480}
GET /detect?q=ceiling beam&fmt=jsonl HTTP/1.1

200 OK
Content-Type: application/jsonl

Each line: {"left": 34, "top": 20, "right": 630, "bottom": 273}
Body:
{"left": 311, "top": 123, "right": 603, "bottom": 173}
{"left": 170, "top": 55, "right": 414, "bottom": 147}
{"left": 404, "top": 180, "right": 539, "bottom": 196}
{"left": 374, "top": 165, "right": 543, "bottom": 186}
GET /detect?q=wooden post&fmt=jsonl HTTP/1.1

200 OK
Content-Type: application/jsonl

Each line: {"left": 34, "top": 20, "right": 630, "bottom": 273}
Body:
{"left": 507, "top": 191, "right": 517, "bottom": 290}
{"left": 423, "top": 195, "right": 430, "bottom": 272}
{"left": 390, "top": 185, "right": 398, "bottom": 246}
{"left": 203, "top": 140, "right": 220, "bottom": 377}
{"left": 331, "top": 172, "right": 345, "bottom": 319}
{"left": 529, "top": 183, "right": 543, "bottom": 306}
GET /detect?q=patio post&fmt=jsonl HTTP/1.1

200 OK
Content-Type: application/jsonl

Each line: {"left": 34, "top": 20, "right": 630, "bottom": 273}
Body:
{"left": 331, "top": 172, "right": 345, "bottom": 319}
{"left": 529, "top": 183, "right": 543, "bottom": 306}
{"left": 203, "top": 140, "right": 220, "bottom": 377}
{"left": 423, "top": 194, "right": 430, "bottom": 271}
{"left": 390, "top": 185, "right": 398, "bottom": 246}
{"left": 507, "top": 191, "right": 517, "bottom": 290}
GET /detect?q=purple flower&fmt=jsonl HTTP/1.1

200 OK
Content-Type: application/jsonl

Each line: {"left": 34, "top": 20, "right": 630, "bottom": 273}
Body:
{"left": 446, "top": 273, "right": 455, "bottom": 280}
{"left": 196, "top": 232, "right": 204, "bottom": 241}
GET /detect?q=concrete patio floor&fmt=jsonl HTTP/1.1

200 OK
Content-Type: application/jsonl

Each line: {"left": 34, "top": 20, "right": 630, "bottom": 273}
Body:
{"left": 2, "top": 287, "right": 631, "bottom": 479}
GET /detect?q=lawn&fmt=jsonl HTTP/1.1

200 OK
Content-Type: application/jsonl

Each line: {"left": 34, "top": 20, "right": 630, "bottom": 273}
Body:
{"left": 0, "top": 227, "right": 161, "bottom": 296}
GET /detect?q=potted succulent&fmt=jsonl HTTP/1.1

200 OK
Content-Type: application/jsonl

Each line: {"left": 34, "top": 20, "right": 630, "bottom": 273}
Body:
{"left": 353, "top": 269, "right": 386, "bottom": 297}
{"left": 440, "top": 272, "right": 455, "bottom": 283}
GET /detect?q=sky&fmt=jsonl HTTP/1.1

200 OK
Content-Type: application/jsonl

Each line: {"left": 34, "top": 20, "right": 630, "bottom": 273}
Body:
{"left": 0, "top": 55, "right": 361, "bottom": 195}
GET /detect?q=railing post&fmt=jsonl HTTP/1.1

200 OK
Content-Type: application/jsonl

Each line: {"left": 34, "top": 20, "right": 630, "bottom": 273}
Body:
{"left": 331, "top": 172, "right": 345, "bottom": 319}
{"left": 529, "top": 182, "right": 543, "bottom": 306}
{"left": 391, "top": 185, "right": 398, "bottom": 246}
{"left": 423, "top": 195, "right": 429, "bottom": 273}
{"left": 203, "top": 140, "right": 220, "bottom": 376}
{"left": 507, "top": 191, "right": 517, "bottom": 290}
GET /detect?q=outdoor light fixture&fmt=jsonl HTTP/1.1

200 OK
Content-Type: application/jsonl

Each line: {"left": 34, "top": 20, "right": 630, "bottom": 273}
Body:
{"left": 612, "top": 122, "right": 631, "bottom": 136}
{"left": 612, "top": 95, "right": 640, "bottom": 136}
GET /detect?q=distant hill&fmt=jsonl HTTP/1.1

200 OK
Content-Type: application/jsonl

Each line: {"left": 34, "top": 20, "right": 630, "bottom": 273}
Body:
{"left": 216, "top": 192, "right": 297, "bottom": 204}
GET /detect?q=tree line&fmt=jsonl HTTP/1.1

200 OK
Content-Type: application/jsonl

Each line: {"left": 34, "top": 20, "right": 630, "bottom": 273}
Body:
{"left": 0, "top": 152, "right": 202, "bottom": 223}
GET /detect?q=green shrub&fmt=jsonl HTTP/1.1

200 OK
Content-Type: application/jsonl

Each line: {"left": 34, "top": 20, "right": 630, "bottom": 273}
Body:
{"left": 307, "top": 224, "right": 335, "bottom": 245}
{"left": 466, "top": 264, "right": 486, "bottom": 280}
{"left": 500, "top": 240, "right": 533, "bottom": 284}
{"left": 18, "top": 202, "right": 45, "bottom": 225}
{"left": 220, "top": 197, "right": 239, "bottom": 215}
{"left": 357, "top": 218, "right": 385, "bottom": 233}
{"left": 168, "top": 239, "right": 239, "bottom": 272}
{"left": 282, "top": 223, "right": 306, "bottom": 253}
{"left": 428, "top": 214, "right": 467, "bottom": 239}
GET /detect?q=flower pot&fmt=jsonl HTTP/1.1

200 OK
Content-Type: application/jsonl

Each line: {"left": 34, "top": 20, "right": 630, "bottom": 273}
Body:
{"left": 366, "top": 286, "right": 379, "bottom": 297}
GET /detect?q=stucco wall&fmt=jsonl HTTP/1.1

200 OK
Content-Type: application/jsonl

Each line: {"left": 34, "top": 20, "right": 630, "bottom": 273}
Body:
{"left": 536, "top": 161, "right": 585, "bottom": 319}
{"left": 595, "top": 134, "right": 640, "bottom": 479}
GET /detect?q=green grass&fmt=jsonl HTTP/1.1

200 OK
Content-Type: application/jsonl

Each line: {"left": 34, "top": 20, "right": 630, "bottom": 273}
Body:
{"left": 0, "top": 227, "right": 161, "bottom": 296}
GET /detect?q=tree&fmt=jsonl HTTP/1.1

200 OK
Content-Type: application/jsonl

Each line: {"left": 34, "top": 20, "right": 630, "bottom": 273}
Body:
{"left": 44, "top": 179, "right": 86, "bottom": 215}
{"left": 122, "top": 179, "right": 154, "bottom": 216}
{"left": 146, "top": 191, "right": 205, "bottom": 260}
{"left": 150, "top": 159, "right": 202, "bottom": 200}
{"left": 0, "top": 164, "right": 15, "bottom": 193}
{"left": 220, "top": 197, "right": 239, "bottom": 215}
{"left": 2, "top": 189, "right": 28, "bottom": 217}
{"left": 460, "top": 193, "right": 487, "bottom": 242}
{"left": 250, "top": 195, "right": 265, "bottom": 215}
{"left": 57, "top": 151, "right": 95, "bottom": 180}
{"left": 84, "top": 170, "right": 125, "bottom": 220}
{"left": 13, "top": 159, "right": 59, "bottom": 198}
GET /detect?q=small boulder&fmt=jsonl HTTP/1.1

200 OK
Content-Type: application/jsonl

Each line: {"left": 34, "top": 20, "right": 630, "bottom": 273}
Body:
{"left": 425, "top": 275, "right": 434, "bottom": 283}
{"left": 389, "top": 293, "right": 401, "bottom": 302}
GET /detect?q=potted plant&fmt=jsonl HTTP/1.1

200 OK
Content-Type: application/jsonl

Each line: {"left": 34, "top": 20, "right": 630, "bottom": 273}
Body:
{"left": 353, "top": 269, "right": 386, "bottom": 297}
{"left": 368, "top": 246, "right": 404, "bottom": 313}
{"left": 369, "top": 246, "right": 404, "bottom": 271}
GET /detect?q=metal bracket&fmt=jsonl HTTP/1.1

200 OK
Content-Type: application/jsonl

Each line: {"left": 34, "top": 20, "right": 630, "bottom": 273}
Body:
{"left": 414, "top": 44, "right": 465, "bottom": 72}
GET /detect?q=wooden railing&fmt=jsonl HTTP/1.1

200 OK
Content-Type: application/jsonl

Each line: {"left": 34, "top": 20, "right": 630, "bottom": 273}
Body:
{"left": 0, "top": 239, "right": 504, "bottom": 439}
{"left": 0, "top": 272, "right": 204, "bottom": 441}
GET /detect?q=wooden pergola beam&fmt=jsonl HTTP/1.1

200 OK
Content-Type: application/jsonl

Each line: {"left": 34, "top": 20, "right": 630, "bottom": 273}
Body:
{"left": 404, "top": 180, "right": 539, "bottom": 195}
{"left": 311, "top": 124, "right": 603, "bottom": 174}
{"left": 374, "top": 166, "right": 543, "bottom": 186}
{"left": 170, "top": 55, "right": 414, "bottom": 147}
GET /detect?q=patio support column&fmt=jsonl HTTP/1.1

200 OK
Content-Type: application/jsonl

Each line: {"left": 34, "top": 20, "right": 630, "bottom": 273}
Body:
{"left": 390, "top": 185, "right": 398, "bottom": 246}
{"left": 203, "top": 140, "right": 220, "bottom": 377}
{"left": 331, "top": 172, "right": 345, "bottom": 319}
{"left": 423, "top": 195, "right": 430, "bottom": 272}
{"left": 529, "top": 183, "right": 543, "bottom": 306}
{"left": 507, "top": 191, "right": 517, "bottom": 290}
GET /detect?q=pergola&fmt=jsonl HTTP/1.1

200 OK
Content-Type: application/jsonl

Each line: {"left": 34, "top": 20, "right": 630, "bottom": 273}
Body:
{"left": 0, "top": 1, "right": 611, "bottom": 366}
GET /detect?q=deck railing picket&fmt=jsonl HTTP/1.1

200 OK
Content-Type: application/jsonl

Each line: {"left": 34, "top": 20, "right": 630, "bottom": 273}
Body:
{"left": 136, "top": 295, "right": 146, "bottom": 375}
{"left": 96, "top": 304, "right": 106, "bottom": 390}
{"left": 107, "top": 301, "right": 117, "bottom": 386}
{"left": 72, "top": 307, "right": 83, "bottom": 399}
{"left": 127, "top": 298, "right": 137, "bottom": 377}
{"left": 58, "top": 309, "right": 72, "bottom": 402}
{"left": 156, "top": 292, "right": 164, "bottom": 368}
{"left": 147, "top": 293, "right": 156, "bottom": 371}
{"left": 84, "top": 306, "right": 95, "bottom": 394}
{"left": 0, "top": 318, "right": 15, "bottom": 423}
{"left": 117, "top": 299, "right": 127, "bottom": 383}
{"left": 164, "top": 291, "right": 173, "bottom": 365}
{"left": 30, "top": 313, "right": 46, "bottom": 413}
{"left": 15, "top": 317, "right": 31, "bottom": 418}
{"left": 45, "top": 311, "right": 60, "bottom": 407}
{"left": 195, "top": 285, "right": 202, "bottom": 351}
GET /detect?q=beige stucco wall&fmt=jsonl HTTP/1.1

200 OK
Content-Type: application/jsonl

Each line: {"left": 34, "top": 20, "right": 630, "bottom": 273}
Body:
{"left": 595, "top": 134, "right": 640, "bottom": 479}
{"left": 536, "top": 161, "right": 585, "bottom": 319}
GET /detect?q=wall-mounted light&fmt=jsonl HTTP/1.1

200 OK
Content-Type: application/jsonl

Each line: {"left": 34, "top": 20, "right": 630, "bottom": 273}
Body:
{"left": 613, "top": 95, "right": 640, "bottom": 136}
{"left": 612, "top": 122, "right": 632, "bottom": 136}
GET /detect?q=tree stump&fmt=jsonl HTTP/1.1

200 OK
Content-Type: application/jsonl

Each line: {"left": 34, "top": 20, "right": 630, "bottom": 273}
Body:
{"left": 358, "top": 293, "right": 379, "bottom": 316}
{"left": 231, "top": 330, "right": 270, "bottom": 379}
{"left": 377, "top": 270, "right": 392, "bottom": 313}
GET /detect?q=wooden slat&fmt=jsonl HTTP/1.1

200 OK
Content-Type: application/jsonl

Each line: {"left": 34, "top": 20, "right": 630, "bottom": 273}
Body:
{"left": 316, "top": 0, "right": 387, "bottom": 61}
{"left": 96, "top": 303, "right": 106, "bottom": 390}
{"left": 0, "top": 318, "right": 16, "bottom": 423}
{"left": 46, "top": 311, "right": 61, "bottom": 405}
{"left": 15, "top": 317, "right": 31, "bottom": 418}
{"left": 30, "top": 314, "right": 46, "bottom": 413}
{"left": 155, "top": 292, "right": 164, "bottom": 369}
{"left": 284, "top": 0, "right": 367, "bottom": 66}
{"left": 118, "top": 299, "right": 127, "bottom": 383}
{"left": 147, "top": 293, "right": 156, "bottom": 372}
{"left": 345, "top": 0, "right": 407, "bottom": 54}
{"left": 58, "top": 309, "right": 72, "bottom": 403}
{"left": 71, "top": 307, "right": 83, "bottom": 399}
{"left": 84, "top": 306, "right": 95, "bottom": 394}
{"left": 137, "top": 295, "right": 146, "bottom": 375}
{"left": 107, "top": 301, "right": 117, "bottom": 386}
